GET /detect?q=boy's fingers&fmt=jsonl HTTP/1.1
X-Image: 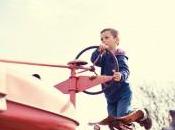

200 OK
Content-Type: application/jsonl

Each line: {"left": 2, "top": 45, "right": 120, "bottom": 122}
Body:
{"left": 113, "top": 77, "right": 119, "bottom": 81}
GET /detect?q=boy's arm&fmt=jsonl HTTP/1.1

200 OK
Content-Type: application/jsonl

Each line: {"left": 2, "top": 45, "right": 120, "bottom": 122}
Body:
{"left": 118, "top": 55, "right": 130, "bottom": 82}
{"left": 91, "top": 49, "right": 102, "bottom": 67}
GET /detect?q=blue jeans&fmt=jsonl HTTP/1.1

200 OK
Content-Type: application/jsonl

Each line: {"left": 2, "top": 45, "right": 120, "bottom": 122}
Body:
{"left": 107, "top": 92, "right": 132, "bottom": 117}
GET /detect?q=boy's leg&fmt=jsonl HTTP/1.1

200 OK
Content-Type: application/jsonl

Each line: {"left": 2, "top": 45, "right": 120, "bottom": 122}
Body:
{"left": 117, "top": 95, "right": 152, "bottom": 130}
{"left": 116, "top": 94, "right": 132, "bottom": 117}
{"left": 107, "top": 94, "right": 133, "bottom": 130}
{"left": 116, "top": 108, "right": 152, "bottom": 129}
{"left": 107, "top": 102, "right": 118, "bottom": 116}
{"left": 107, "top": 103, "right": 118, "bottom": 130}
{"left": 117, "top": 94, "right": 134, "bottom": 130}
{"left": 107, "top": 98, "right": 152, "bottom": 130}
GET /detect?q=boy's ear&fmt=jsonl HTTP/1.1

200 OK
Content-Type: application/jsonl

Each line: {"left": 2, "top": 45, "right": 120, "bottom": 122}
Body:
{"left": 115, "top": 37, "right": 119, "bottom": 45}
{"left": 116, "top": 40, "right": 119, "bottom": 45}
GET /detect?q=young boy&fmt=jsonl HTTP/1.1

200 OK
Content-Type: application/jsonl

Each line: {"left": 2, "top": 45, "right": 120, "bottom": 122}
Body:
{"left": 91, "top": 28, "right": 152, "bottom": 130}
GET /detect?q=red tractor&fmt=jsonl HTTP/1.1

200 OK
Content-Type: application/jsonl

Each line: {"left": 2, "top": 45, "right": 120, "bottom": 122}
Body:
{"left": 0, "top": 46, "right": 147, "bottom": 130}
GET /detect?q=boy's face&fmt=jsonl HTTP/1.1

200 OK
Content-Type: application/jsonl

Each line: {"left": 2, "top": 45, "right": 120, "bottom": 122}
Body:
{"left": 100, "top": 31, "right": 119, "bottom": 50}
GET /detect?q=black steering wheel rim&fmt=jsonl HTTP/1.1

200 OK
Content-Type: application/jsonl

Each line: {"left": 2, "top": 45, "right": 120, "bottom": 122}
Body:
{"left": 75, "top": 45, "right": 119, "bottom": 95}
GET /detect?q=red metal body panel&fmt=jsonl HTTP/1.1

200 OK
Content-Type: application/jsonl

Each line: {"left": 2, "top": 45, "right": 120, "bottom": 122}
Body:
{"left": 0, "top": 101, "right": 79, "bottom": 130}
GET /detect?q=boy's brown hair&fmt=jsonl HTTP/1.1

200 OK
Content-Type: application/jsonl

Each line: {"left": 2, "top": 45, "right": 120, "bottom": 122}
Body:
{"left": 100, "top": 28, "right": 119, "bottom": 38}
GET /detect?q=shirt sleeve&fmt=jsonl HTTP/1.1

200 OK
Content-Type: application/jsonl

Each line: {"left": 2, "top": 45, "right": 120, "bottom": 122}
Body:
{"left": 117, "top": 55, "right": 130, "bottom": 82}
{"left": 91, "top": 49, "right": 103, "bottom": 67}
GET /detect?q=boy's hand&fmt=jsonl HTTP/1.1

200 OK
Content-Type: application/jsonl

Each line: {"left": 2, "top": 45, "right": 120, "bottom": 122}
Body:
{"left": 112, "top": 70, "right": 122, "bottom": 81}
{"left": 98, "top": 43, "right": 109, "bottom": 53}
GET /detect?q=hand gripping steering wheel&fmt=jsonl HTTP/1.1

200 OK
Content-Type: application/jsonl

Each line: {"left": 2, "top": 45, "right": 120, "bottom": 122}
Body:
{"left": 75, "top": 45, "right": 119, "bottom": 95}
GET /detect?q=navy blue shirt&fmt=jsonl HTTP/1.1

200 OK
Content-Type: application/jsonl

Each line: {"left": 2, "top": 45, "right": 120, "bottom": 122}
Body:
{"left": 91, "top": 48, "right": 132, "bottom": 103}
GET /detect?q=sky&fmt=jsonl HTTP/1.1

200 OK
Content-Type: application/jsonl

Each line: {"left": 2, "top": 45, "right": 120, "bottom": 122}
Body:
{"left": 0, "top": 0, "right": 175, "bottom": 129}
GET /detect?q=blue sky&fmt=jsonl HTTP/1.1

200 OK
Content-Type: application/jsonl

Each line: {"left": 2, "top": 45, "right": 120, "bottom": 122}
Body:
{"left": 0, "top": 0, "right": 175, "bottom": 81}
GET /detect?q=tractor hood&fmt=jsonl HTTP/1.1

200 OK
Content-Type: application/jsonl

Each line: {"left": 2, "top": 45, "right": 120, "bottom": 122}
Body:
{"left": 0, "top": 68, "right": 78, "bottom": 122}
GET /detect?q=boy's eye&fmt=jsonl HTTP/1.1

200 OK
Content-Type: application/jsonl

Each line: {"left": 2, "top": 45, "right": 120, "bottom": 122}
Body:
{"left": 101, "top": 36, "right": 109, "bottom": 41}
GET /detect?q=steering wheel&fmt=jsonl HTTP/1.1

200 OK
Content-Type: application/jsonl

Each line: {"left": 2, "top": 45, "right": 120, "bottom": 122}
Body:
{"left": 75, "top": 45, "right": 119, "bottom": 95}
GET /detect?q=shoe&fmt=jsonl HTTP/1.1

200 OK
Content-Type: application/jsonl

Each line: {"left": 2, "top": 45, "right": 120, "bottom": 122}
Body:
{"left": 137, "top": 108, "right": 152, "bottom": 130}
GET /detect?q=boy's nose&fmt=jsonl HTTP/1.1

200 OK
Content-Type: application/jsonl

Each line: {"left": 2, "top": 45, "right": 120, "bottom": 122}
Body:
{"left": 102, "top": 41, "right": 108, "bottom": 45}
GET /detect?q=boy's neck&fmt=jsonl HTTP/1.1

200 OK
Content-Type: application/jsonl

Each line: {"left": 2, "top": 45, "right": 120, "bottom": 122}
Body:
{"left": 109, "top": 47, "right": 118, "bottom": 53}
